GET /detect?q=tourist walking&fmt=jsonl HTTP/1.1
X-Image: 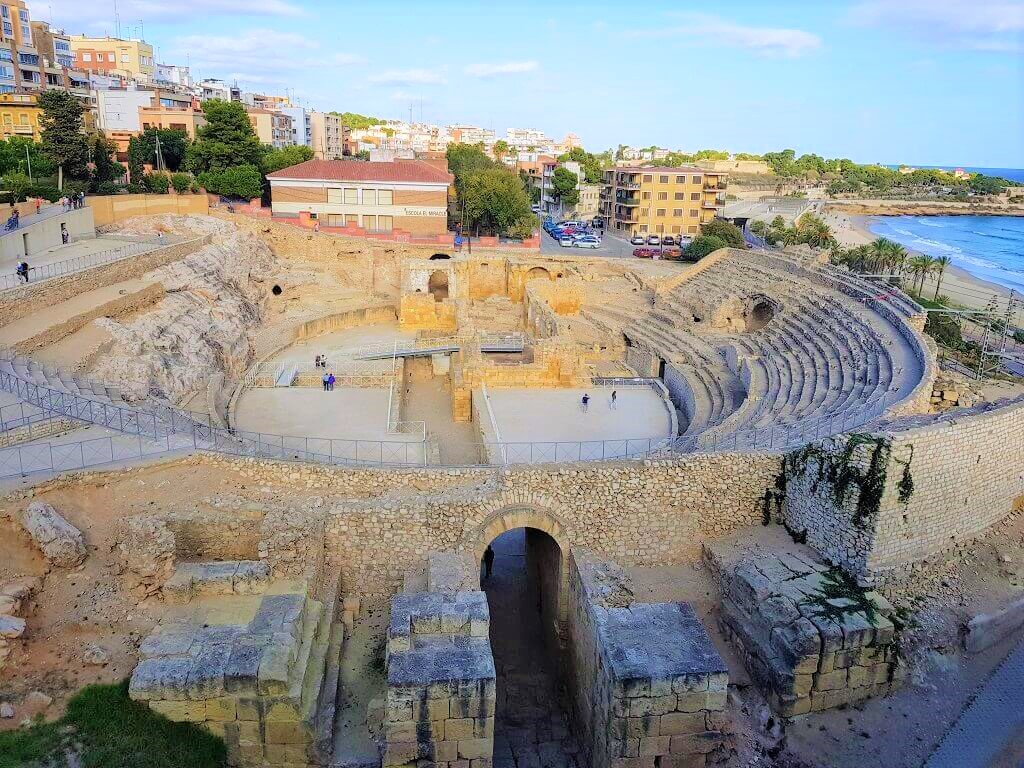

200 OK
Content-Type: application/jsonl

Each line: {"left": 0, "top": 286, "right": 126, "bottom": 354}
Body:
{"left": 15, "top": 261, "right": 30, "bottom": 283}
{"left": 34, "top": 197, "right": 40, "bottom": 215}
{"left": 60, "top": 223, "right": 69, "bottom": 245}
{"left": 581, "top": 393, "right": 590, "bottom": 412}
{"left": 327, "top": 373, "right": 335, "bottom": 391}
{"left": 315, "top": 355, "right": 321, "bottom": 369}
{"left": 482, "top": 545, "right": 495, "bottom": 580}
{"left": 322, "top": 372, "right": 329, "bottom": 391}
{"left": 610, "top": 390, "right": 617, "bottom": 409}
{"left": 312, "top": 219, "right": 320, "bottom": 233}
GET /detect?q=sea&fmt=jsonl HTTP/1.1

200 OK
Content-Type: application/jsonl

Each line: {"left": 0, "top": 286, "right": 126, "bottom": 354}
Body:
{"left": 867, "top": 215, "right": 1024, "bottom": 293}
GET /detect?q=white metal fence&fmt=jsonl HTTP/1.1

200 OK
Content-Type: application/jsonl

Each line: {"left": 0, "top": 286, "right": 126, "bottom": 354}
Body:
{"left": 0, "top": 236, "right": 170, "bottom": 292}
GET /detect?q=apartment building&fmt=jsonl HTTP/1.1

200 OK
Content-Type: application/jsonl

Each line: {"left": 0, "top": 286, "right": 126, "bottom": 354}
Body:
{"left": 280, "top": 106, "right": 311, "bottom": 147}
{"left": 246, "top": 107, "right": 293, "bottom": 148}
{"left": 197, "top": 78, "right": 239, "bottom": 102}
{"left": 448, "top": 124, "right": 494, "bottom": 147}
{"left": 244, "top": 92, "right": 291, "bottom": 110}
{"left": 154, "top": 63, "right": 192, "bottom": 89}
{"left": 506, "top": 127, "right": 552, "bottom": 149}
{"left": 0, "top": 91, "right": 37, "bottom": 137}
{"left": 576, "top": 184, "right": 601, "bottom": 219}
{"left": 266, "top": 158, "right": 453, "bottom": 236}
{"left": 309, "top": 111, "right": 346, "bottom": 159}
{"left": 96, "top": 87, "right": 193, "bottom": 132}
{"left": 599, "top": 166, "right": 728, "bottom": 237}
{"left": 70, "top": 35, "right": 154, "bottom": 81}
{"left": 0, "top": 3, "right": 87, "bottom": 99}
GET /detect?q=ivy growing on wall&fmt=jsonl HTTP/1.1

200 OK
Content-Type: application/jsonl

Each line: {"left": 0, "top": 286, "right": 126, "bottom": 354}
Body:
{"left": 782, "top": 433, "right": 914, "bottom": 530}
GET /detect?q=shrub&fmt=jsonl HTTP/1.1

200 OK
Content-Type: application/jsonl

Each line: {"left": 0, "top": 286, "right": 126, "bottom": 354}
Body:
{"left": 197, "top": 164, "right": 263, "bottom": 200}
{"left": 142, "top": 172, "right": 170, "bottom": 194}
{"left": 95, "top": 181, "right": 122, "bottom": 196}
{"left": 28, "top": 184, "right": 62, "bottom": 202}
{"left": 170, "top": 172, "right": 192, "bottom": 194}
{"left": 699, "top": 219, "right": 746, "bottom": 248}
{"left": 683, "top": 234, "right": 728, "bottom": 261}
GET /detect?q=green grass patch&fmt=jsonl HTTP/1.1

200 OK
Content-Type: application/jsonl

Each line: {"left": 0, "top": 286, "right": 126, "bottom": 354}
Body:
{"left": 0, "top": 680, "right": 226, "bottom": 768}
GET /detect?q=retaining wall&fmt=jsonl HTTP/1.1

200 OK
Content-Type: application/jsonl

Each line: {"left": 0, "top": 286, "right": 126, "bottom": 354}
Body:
{"left": 87, "top": 193, "right": 209, "bottom": 227}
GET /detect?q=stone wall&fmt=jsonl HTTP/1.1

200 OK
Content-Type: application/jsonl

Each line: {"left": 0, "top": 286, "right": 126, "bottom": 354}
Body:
{"left": 186, "top": 451, "right": 781, "bottom": 598}
{"left": 88, "top": 193, "right": 209, "bottom": 227}
{"left": 399, "top": 293, "right": 457, "bottom": 332}
{"left": 780, "top": 396, "right": 1024, "bottom": 580}
{"left": 0, "top": 237, "right": 209, "bottom": 328}
{"left": 566, "top": 550, "right": 728, "bottom": 768}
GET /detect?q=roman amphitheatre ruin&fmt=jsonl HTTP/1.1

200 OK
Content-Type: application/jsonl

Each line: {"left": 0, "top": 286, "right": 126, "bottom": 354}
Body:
{"left": 1, "top": 207, "right": 1023, "bottom": 768}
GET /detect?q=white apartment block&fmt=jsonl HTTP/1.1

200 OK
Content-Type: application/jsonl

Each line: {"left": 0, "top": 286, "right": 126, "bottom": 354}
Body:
{"left": 506, "top": 127, "right": 553, "bottom": 149}
{"left": 280, "top": 106, "right": 312, "bottom": 147}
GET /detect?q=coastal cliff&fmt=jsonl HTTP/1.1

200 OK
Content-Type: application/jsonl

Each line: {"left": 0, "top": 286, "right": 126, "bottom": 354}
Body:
{"left": 824, "top": 199, "right": 1024, "bottom": 217}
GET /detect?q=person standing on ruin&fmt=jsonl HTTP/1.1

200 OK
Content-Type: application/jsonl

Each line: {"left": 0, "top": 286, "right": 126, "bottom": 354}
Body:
{"left": 610, "top": 390, "right": 617, "bottom": 410}
{"left": 581, "top": 393, "right": 590, "bottom": 412}
{"left": 315, "top": 354, "right": 321, "bottom": 369}
{"left": 328, "top": 373, "right": 335, "bottom": 391}
{"left": 322, "top": 371, "right": 329, "bottom": 391}
{"left": 483, "top": 545, "right": 495, "bottom": 580}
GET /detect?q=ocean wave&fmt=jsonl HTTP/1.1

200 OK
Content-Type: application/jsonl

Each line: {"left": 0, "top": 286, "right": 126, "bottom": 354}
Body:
{"left": 915, "top": 218, "right": 945, "bottom": 227}
{"left": 954, "top": 254, "right": 1000, "bottom": 270}
{"left": 908, "top": 236, "right": 960, "bottom": 253}
{"left": 969, "top": 230, "right": 1019, "bottom": 242}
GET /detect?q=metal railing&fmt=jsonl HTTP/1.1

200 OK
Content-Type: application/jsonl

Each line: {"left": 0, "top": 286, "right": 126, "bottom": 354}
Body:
{"left": 0, "top": 236, "right": 170, "bottom": 292}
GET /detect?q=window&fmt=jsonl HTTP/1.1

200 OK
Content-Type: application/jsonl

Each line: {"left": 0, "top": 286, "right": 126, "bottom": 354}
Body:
{"left": 642, "top": 174, "right": 652, "bottom": 182}
{"left": 688, "top": 225, "right": 698, "bottom": 233}
{"left": 362, "top": 189, "right": 376, "bottom": 205}
{"left": 656, "top": 224, "right": 664, "bottom": 233}
{"left": 19, "top": 24, "right": 28, "bottom": 41}
{"left": 345, "top": 214, "right": 358, "bottom": 226}
{"left": 81, "top": 52, "right": 91, "bottom": 61}
{"left": 659, "top": 175, "right": 668, "bottom": 183}
{"left": 639, "top": 225, "right": 648, "bottom": 233}
{"left": 2, "top": 114, "right": 10, "bottom": 124}
{"left": 107, "top": 53, "right": 114, "bottom": 62}
{"left": 672, "top": 209, "right": 682, "bottom": 217}
{"left": 327, "top": 188, "right": 343, "bottom": 204}
{"left": 120, "top": 53, "right": 129, "bottom": 62}
{"left": 17, "top": 10, "right": 27, "bottom": 21}
{"left": 0, "top": 64, "right": 10, "bottom": 79}
{"left": 17, "top": 52, "right": 37, "bottom": 65}
{"left": 689, "top": 209, "right": 699, "bottom": 217}
{"left": 657, "top": 191, "right": 667, "bottom": 200}
{"left": 656, "top": 208, "right": 666, "bottom": 217}
{"left": 641, "top": 191, "right": 651, "bottom": 200}
{"left": 690, "top": 192, "right": 700, "bottom": 201}
{"left": 363, "top": 215, "right": 376, "bottom": 230}
{"left": 674, "top": 192, "right": 684, "bottom": 200}
{"left": 377, "top": 189, "right": 392, "bottom": 205}
{"left": 2, "top": 21, "right": 11, "bottom": 36}
{"left": 672, "top": 225, "right": 681, "bottom": 234}
{"left": 0, "top": 7, "right": 7, "bottom": 18}
{"left": 0, "top": 49, "right": 10, "bottom": 62}
{"left": 675, "top": 175, "right": 685, "bottom": 183}
{"left": 343, "top": 188, "right": 357, "bottom": 204}
{"left": 18, "top": 113, "right": 26, "bottom": 124}
{"left": 55, "top": 41, "right": 70, "bottom": 53}
{"left": 692, "top": 175, "right": 702, "bottom": 184}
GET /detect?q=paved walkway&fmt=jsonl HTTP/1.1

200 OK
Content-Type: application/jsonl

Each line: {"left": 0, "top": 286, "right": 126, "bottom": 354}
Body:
{"left": 926, "top": 638, "right": 1024, "bottom": 768}
{"left": 484, "top": 529, "right": 582, "bottom": 768}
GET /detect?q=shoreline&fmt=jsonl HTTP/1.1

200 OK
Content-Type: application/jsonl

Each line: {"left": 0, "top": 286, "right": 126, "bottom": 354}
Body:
{"left": 823, "top": 211, "right": 1015, "bottom": 311}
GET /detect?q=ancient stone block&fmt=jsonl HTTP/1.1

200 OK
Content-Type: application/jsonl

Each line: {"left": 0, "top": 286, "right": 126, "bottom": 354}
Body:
{"left": 19, "top": 502, "right": 86, "bottom": 567}
{"left": 659, "top": 712, "right": 706, "bottom": 736}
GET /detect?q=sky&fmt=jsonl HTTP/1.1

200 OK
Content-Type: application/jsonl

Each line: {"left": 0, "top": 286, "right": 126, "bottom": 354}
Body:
{"left": 27, "top": 0, "right": 1024, "bottom": 168}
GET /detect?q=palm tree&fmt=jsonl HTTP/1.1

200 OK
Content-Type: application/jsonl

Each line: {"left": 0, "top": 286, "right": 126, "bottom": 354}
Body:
{"left": 870, "top": 237, "right": 894, "bottom": 273}
{"left": 889, "top": 243, "right": 908, "bottom": 277}
{"left": 932, "top": 255, "right": 951, "bottom": 301}
{"left": 907, "top": 255, "right": 936, "bottom": 297}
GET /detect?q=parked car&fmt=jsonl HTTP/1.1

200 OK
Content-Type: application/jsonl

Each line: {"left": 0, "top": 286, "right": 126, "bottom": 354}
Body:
{"left": 574, "top": 236, "right": 601, "bottom": 249}
{"left": 662, "top": 235, "right": 676, "bottom": 246}
{"left": 647, "top": 235, "right": 661, "bottom": 245}
{"left": 558, "top": 236, "right": 575, "bottom": 247}
{"left": 630, "top": 235, "right": 646, "bottom": 245}
{"left": 532, "top": 205, "right": 543, "bottom": 214}
{"left": 633, "top": 248, "right": 654, "bottom": 258}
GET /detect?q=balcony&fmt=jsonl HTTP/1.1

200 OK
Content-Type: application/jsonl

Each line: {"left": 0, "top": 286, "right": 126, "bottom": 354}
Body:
{"left": 12, "top": 124, "right": 34, "bottom": 134}
{"left": 617, "top": 181, "right": 641, "bottom": 190}
{"left": 616, "top": 197, "right": 640, "bottom": 206}
{"left": 703, "top": 182, "right": 728, "bottom": 191}
{"left": 702, "top": 199, "right": 723, "bottom": 208}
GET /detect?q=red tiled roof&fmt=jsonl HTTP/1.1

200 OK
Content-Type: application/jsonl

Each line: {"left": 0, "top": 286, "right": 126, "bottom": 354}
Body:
{"left": 266, "top": 159, "right": 453, "bottom": 184}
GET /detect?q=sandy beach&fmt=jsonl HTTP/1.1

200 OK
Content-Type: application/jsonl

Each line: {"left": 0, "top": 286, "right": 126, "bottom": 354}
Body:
{"left": 822, "top": 209, "right": 1017, "bottom": 313}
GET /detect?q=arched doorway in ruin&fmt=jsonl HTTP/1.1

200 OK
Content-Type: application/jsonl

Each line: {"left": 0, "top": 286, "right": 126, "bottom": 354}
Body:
{"left": 474, "top": 510, "right": 578, "bottom": 759}
{"left": 746, "top": 297, "right": 775, "bottom": 332}
{"left": 525, "top": 266, "right": 551, "bottom": 283}
{"left": 429, "top": 253, "right": 451, "bottom": 260}
{"left": 427, "top": 270, "right": 449, "bottom": 301}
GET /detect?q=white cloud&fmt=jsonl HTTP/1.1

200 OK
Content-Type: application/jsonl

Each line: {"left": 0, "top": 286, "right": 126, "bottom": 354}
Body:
{"left": 168, "top": 29, "right": 317, "bottom": 86}
{"left": 631, "top": 13, "right": 822, "bottom": 58}
{"left": 28, "top": 0, "right": 304, "bottom": 31}
{"left": 464, "top": 60, "right": 540, "bottom": 78}
{"left": 368, "top": 68, "right": 447, "bottom": 86}
{"left": 847, "top": 0, "right": 1024, "bottom": 52}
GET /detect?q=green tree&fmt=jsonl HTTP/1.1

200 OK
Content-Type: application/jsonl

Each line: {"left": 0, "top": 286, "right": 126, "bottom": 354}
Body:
{"left": 37, "top": 90, "right": 90, "bottom": 189}
{"left": 550, "top": 166, "right": 579, "bottom": 209}
{"left": 186, "top": 100, "right": 265, "bottom": 174}
{"left": 446, "top": 143, "right": 495, "bottom": 199}
{"left": 331, "top": 111, "right": 383, "bottom": 130}
{"left": 684, "top": 235, "right": 727, "bottom": 261}
{"left": 261, "top": 144, "right": 314, "bottom": 174}
{"left": 0, "top": 137, "right": 55, "bottom": 178}
{"left": 2, "top": 171, "right": 31, "bottom": 202}
{"left": 699, "top": 219, "right": 745, "bottom": 248}
{"left": 969, "top": 174, "right": 1008, "bottom": 195}
{"left": 133, "top": 128, "right": 189, "bottom": 172}
{"left": 90, "top": 134, "right": 122, "bottom": 188}
{"left": 126, "top": 135, "right": 148, "bottom": 185}
{"left": 142, "top": 171, "right": 170, "bottom": 194}
{"left": 931, "top": 255, "right": 951, "bottom": 300}
{"left": 197, "top": 164, "right": 263, "bottom": 199}
{"left": 170, "top": 172, "right": 192, "bottom": 194}
{"left": 462, "top": 167, "right": 532, "bottom": 236}
{"left": 557, "top": 147, "right": 604, "bottom": 183}
{"left": 492, "top": 140, "right": 510, "bottom": 163}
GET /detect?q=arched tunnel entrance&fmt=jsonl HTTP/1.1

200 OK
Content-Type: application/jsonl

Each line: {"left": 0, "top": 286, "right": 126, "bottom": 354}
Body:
{"left": 480, "top": 526, "right": 581, "bottom": 763}
{"left": 427, "top": 270, "right": 449, "bottom": 301}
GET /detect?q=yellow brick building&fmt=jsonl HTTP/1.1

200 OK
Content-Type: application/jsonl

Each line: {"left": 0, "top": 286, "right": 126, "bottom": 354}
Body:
{"left": 0, "top": 92, "right": 40, "bottom": 139}
{"left": 599, "top": 166, "right": 728, "bottom": 237}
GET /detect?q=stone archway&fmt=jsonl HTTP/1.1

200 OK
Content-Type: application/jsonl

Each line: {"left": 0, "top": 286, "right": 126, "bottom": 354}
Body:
{"left": 429, "top": 253, "right": 451, "bottom": 260}
{"left": 525, "top": 266, "right": 552, "bottom": 283}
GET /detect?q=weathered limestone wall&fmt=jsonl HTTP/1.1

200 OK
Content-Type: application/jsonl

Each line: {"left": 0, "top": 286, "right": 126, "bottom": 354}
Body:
{"left": 88, "top": 193, "right": 209, "bottom": 227}
{"left": 780, "top": 396, "right": 1024, "bottom": 580}
{"left": 184, "top": 450, "right": 778, "bottom": 602}
{"left": 399, "top": 293, "right": 457, "bottom": 332}
{"left": 293, "top": 305, "right": 397, "bottom": 341}
{"left": 0, "top": 237, "right": 209, "bottom": 328}
{"left": 566, "top": 550, "right": 729, "bottom": 768}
